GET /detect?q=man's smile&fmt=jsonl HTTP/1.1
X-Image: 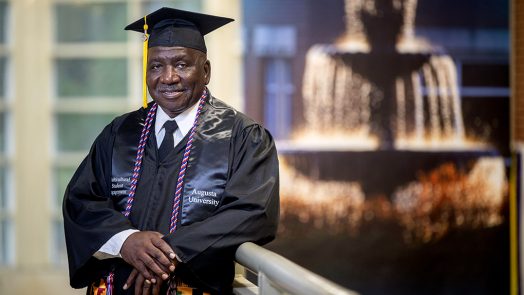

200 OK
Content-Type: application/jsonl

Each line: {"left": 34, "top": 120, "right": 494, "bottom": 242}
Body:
{"left": 158, "top": 87, "right": 185, "bottom": 98}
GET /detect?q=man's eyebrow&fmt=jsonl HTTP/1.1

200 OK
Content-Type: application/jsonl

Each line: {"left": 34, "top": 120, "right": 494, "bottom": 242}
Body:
{"left": 149, "top": 54, "right": 193, "bottom": 62}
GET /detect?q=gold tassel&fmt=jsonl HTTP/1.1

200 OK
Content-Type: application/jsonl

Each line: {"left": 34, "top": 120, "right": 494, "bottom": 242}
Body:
{"left": 142, "top": 16, "right": 149, "bottom": 109}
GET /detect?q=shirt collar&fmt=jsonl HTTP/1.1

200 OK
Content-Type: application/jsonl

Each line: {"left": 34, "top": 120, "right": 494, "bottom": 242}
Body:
{"left": 155, "top": 102, "right": 199, "bottom": 137}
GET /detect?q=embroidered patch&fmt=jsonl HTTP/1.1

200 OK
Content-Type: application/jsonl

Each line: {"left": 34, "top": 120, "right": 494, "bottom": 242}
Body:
{"left": 111, "top": 176, "right": 130, "bottom": 196}
{"left": 188, "top": 189, "right": 220, "bottom": 206}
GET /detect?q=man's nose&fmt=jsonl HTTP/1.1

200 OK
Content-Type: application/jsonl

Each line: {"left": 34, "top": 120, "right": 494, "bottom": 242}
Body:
{"left": 160, "top": 66, "right": 179, "bottom": 84}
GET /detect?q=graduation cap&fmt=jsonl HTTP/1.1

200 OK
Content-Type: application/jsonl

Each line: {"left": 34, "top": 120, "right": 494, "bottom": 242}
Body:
{"left": 126, "top": 7, "right": 234, "bottom": 108}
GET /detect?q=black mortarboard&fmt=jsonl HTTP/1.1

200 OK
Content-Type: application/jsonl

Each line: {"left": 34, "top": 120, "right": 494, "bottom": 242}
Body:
{"left": 126, "top": 7, "right": 234, "bottom": 108}
{"left": 125, "top": 7, "right": 234, "bottom": 53}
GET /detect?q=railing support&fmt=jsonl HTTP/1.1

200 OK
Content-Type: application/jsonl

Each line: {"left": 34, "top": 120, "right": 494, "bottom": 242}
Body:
{"left": 234, "top": 242, "right": 359, "bottom": 295}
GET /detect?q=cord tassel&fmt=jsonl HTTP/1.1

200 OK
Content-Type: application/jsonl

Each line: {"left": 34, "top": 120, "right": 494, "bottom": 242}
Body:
{"left": 142, "top": 16, "right": 149, "bottom": 109}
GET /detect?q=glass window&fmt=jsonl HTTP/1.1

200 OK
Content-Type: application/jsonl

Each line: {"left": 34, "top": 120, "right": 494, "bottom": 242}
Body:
{"left": 0, "top": 114, "right": 8, "bottom": 266}
{"left": 0, "top": 220, "right": 10, "bottom": 264}
{"left": 52, "top": 1, "right": 131, "bottom": 267}
{"left": 0, "top": 0, "right": 8, "bottom": 267}
{"left": 144, "top": 0, "right": 202, "bottom": 12}
{"left": 0, "top": 168, "right": 5, "bottom": 210}
{"left": 0, "top": 167, "right": 9, "bottom": 271}
{"left": 52, "top": 219, "right": 67, "bottom": 266}
{"left": 56, "top": 58, "right": 127, "bottom": 98}
{"left": 55, "top": 3, "right": 127, "bottom": 43}
{"left": 56, "top": 113, "right": 118, "bottom": 152}
{"left": 53, "top": 166, "right": 77, "bottom": 266}
{"left": 264, "top": 58, "right": 293, "bottom": 139}
{"left": 54, "top": 167, "right": 76, "bottom": 209}
{"left": 0, "top": 112, "right": 4, "bottom": 152}
{"left": 0, "top": 57, "right": 5, "bottom": 98}
{"left": 0, "top": 2, "right": 7, "bottom": 44}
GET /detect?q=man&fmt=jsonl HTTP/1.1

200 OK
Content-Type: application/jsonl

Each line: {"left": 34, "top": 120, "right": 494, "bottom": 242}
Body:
{"left": 63, "top": 7, "right": 279, "bottom": 295}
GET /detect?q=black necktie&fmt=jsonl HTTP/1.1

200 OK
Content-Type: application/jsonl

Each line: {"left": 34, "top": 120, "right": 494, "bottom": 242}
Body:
{"left": 158, "top": 120, "right": 178, "bottom": 161}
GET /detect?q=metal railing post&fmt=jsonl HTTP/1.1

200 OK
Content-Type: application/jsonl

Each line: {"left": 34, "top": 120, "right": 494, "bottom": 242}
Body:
{"left": 234, "top": 242, "right": 359, "bottom": 295}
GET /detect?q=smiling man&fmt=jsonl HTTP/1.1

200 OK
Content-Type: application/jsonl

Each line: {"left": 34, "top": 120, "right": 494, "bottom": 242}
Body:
{"left": 62, "top": 8, "right": 279, "bottom": 295}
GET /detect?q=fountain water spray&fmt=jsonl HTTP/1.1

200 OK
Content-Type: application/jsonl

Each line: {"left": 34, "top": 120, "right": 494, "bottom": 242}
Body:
{"left": 300, "top": 0, "right": 471, "bottom": 150}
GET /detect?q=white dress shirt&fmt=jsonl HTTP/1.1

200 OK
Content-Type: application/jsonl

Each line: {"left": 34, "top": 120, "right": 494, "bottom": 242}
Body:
{"left": 94, "top": 102, "right": 199, "bottom": 260}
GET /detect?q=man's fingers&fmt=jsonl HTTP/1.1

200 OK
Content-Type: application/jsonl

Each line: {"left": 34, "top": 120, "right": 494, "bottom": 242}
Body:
{"left": 152, "top": 279, "right": 162, "bottom": 295}
{"left": 142, "top": 278, "right": 152, "bottom": 295}
{"left": 124, "top": 269, "right": 138, "bottom": 290}
{"left": 151, "top": 236, "right": 177, "bottom": 261}
{"left": 134, "top": 273, "right": 145, "bottom": 295}
{"left": 147, "top": 245, "right": 175, "bottom": 272}
{"left": 135, "top": 261, "right": 154, "bottom": 282}
{"left": 143, "top": 254, "right": 168, "bottom": 280}
{"left": 152, "top": 285, "right": 161, "bottom": 295}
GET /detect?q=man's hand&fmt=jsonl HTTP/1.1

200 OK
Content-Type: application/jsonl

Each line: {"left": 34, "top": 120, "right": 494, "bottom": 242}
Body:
{"left": 120, "top": 231, "right": 177, "bottom": 283}
{"left": 123, "top": 269, "right": 162, "bottom": 295}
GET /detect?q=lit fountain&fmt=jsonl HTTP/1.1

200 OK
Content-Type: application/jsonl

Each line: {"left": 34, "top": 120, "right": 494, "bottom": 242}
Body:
{"left": 276, "top": 0, "right": 507, "bottom": 244}
{"left": 272, "top": 2, "right": 508, "bottom": 292}
{"left": 297, "top": 0, "right": 475, "bottom": 149}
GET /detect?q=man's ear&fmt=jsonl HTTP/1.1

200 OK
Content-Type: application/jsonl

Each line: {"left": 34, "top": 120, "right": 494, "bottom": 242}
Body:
{"left": 204, "top": 60, "right": 211, "bottom": 85}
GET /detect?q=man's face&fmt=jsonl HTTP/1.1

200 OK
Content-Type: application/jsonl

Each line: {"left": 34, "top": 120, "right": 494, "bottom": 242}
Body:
{"left": 147, "top": 46, "right": 210, "bottom": 117}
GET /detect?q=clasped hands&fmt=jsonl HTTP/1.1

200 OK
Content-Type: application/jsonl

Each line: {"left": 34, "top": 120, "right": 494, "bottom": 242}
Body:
{"left": 120, "top": 231, "right": 177, "bottom": 295}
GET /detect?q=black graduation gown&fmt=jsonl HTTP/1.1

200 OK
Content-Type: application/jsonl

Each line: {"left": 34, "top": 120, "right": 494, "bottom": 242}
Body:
{"left": 62, "top": 97, "right": 280, "bottom": 294}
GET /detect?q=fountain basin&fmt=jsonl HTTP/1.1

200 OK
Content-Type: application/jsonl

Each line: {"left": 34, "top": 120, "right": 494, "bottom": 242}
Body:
{"left": 278, "top": 143, "right": 504, "bottom": 197}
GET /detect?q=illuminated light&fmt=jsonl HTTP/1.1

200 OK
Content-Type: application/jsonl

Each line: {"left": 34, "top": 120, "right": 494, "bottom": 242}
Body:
{"left": 302, "top": 45, "right": 377, "bottom": 140}
{"left": 422, "top": 62, "right": 441, "bottom": 140}
{"left": 394, "top": 135, "right": 491, "bottom": 151}
{"left": 340, "top": 0, "right": 427, "bottom": 53}
{"left": 412, "top": 69, "right": 424, "bottom": 140}
{"left": 400, "top": 0, "right": 417, "bottom": 43}
{"left": 396, "top": 77, "right": 407, "bottom": 139}
{"left": 279, "top": 157, "right": 507, "bottom": 243}
{"left": 397, "top": 36, "right": 434, "bottom": 53}
{"left": 279, "top": 160, "right": 366, "bottom": 232}
{"left": 336, "top": 39, "right": 370, "bottom": 53}
{"left": 281, "top": 129, "right": 380, "bottom": 151}
{"left": 343, "top": 0, "right": 367, "bottom": 45}
{"left": 443, "top": 55, "right": 465, "bottom": 138}
{"left": 392, "top": 157, "right": 507, "bottom": 243}
{"left": 433, "top": 56, "right": 453, "bottom": 137}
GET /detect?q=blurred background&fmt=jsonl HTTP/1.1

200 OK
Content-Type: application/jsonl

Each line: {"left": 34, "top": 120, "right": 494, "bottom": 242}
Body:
{"left": 0, "top": 0, "right": 519, "bottom": 294}
{"left": 0, "top": 1, "right": 241, "bottom": 294}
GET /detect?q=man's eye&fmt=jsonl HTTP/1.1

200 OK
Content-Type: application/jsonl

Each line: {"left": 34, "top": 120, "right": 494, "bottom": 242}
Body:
{"left": 150, "top": 64, "right": 161, "bottom": 70}
{"left": 176, "top": 63, "right": 187, "bottom": 69}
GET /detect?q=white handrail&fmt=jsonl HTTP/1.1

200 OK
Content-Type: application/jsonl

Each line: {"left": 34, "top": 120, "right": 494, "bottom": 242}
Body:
{"left": 234, "top": 242, "right": 359, "bottom": 295}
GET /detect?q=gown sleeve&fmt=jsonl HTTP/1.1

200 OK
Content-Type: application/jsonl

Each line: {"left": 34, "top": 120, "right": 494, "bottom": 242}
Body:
{"left": 62, "top": 119, "right": 136, "bottom": 288}
{"left": 164, "top": 118, "right": 280, "bottom": 292}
